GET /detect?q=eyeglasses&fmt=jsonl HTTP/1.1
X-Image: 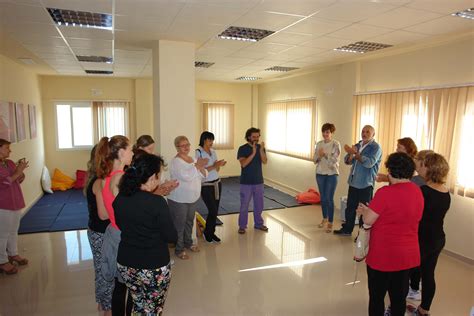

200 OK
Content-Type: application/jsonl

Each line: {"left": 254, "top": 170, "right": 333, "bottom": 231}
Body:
{"left": 178, "top": 143, "right": 191, "bottom": 148}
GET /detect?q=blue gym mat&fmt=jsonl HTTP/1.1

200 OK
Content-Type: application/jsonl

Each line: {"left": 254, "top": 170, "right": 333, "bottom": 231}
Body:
{"left": 19, "top": 177, "right": 301, "bottom": 234}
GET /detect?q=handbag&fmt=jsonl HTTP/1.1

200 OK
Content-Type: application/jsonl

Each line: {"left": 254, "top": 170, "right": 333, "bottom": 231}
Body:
{"left": 353, "top": 224, "right": 371, "bottom": 262}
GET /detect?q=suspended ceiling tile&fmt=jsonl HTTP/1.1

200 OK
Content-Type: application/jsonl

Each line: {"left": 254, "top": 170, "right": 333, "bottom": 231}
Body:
{"left": 252, "top": 0, "right": 337, "bottom": 16}
{"left": 362, "top": 7, "right": 443, "bottom": 29}
{"left": 404, "top": 15, "right": 474, "bottom": 35}
{"left": 284, "top": 17, "right": 351, "bottom": 36}
{"left": 313, "top": 1, "right": 397, "bottom": 22}
{"left": 59, "top": 26, "right": 113, "bottom": 40}
{"left": 406, "top": 0, "right": 474, "bottom": 15}
{"left": 328, "top": 23, "right": 394, "bottom": 40}
{"left": 300, "top": 36, "right": 354, "bottom": 49}
{"left": 367, "top": 30, "right": 429, "bottom": 45}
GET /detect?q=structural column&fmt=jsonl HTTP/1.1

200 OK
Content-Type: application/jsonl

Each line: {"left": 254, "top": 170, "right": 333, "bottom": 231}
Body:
{"left": 152, "top": 40, "right": 196, "bottom": 163}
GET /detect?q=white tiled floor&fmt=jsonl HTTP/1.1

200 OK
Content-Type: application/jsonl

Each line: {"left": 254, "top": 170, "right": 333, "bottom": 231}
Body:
{"left": 1, "top": 205, "right": 472, "bottom": 315}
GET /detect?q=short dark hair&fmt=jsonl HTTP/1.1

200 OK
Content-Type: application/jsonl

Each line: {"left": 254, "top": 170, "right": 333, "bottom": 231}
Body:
{"left": 245, "top": 127, "right": 260, "bottom": 141}
{"left": 119, "top": 153, "right": 164, "bottom": 196}
{"left": 199, "top": 131, "right": 215, "bottom": 147}
{"left": 321, "top": 123, "right": 336, "bottom": 133}
{"left": 385, "top": 152, "right": 416, "bottom": 179}
{"left": 0, "top": 138, "right": 11, "bottom": 147}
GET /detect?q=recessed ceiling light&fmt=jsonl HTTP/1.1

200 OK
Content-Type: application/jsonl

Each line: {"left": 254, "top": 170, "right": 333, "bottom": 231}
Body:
{"left": 17, "top": 58, "right": 35, "bottom": 65}
{"left": 77, "top": 55, "right": 113, "bottom": 63}
{"left": 218, "top": 26, "right": 274, "bottom": 42}
{"left": 452, "top": 8, "right": 474, "bottom": 20}
{"left": 47, "top": 8, "right": 112, "bottom": 30}
{"left": 236, "top": 76, "right": 261, "bottom": 81}
{"left": 333, "top": 41, "right": 392, "bottom": 54}
{"left": 265, "top": 66, "right": 299, "bottom": 72}
{"left": 85, "top": 70, "right": 113, "bottom": 75}
{"left": 195, "top": 61, "right": 215, "bottom": 68}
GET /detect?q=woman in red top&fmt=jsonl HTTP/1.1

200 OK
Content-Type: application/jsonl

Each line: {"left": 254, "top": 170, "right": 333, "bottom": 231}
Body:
{"left": 95, "top": 135, "right": 134, "bottom": 316}
{"left": 357, "top": 152, "right": 424, "bottom": 316}
{"left": 0, "top": 139, "right": 29, "bottom": 275}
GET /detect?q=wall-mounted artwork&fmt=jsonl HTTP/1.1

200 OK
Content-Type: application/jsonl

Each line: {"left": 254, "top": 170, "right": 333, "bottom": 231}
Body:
{"left": 28, "top": 104, "right": 37, "bottom": 139}
{"left": 0, "top": 101, "right": 17, "bottom": 142}
{"left": 15, "top": 102, "right": 26, "bottom": 142}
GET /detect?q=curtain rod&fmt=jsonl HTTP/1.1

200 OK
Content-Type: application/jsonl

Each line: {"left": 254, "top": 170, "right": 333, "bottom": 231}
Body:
{"left": 355, "top": 82, "right": 474, "bottom": 96}
{"left": 266, "top": 97, "right": 316, "bottom": 103}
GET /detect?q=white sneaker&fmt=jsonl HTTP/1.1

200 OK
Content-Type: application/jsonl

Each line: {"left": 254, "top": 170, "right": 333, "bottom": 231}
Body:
{"left": 407, "top": 288, "right": 421, "bottom": 300}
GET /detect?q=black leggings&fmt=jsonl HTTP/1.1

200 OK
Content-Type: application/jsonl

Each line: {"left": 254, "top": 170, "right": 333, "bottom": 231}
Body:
{"left": 367, "top": 265, "right": 410, "bottom": 316}
{"left": 112, "top": 278, "right": 133, "bottom": 316}
{"left": 420, "top": 238, "right": 445, "bottom": 311}
{"left": 201, "top": 181, "right": 222, "bottom": 237}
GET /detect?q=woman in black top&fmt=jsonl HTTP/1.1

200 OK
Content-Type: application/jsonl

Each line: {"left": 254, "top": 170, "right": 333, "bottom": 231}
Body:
{"left": 114, "top": 153, "right": 178, "bottom": 315}
{"left": 412, "top": 153, "right": 451, "bottom": 315}
{"left": 85, "top": 145, "right": 113, "bottom": 314}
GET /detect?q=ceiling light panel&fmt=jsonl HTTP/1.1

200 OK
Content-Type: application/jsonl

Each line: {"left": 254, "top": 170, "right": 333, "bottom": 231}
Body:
{"left": 47, "top": 8, "right": 113, "bottom": 30}
{"left": 77, "top": 55, "right": 113, "bottom": 63}
{"left": 85, "top": 70, "right": 113, "bottom": 75}
{"left": 195, "top": 61, "right": 215, "bottom": 68}
{"left": 218, "top": 26, "right": 274, "bottom": 42}
{"left": 265, "top": 66, "right": 299, "bottom": 72}
{"left": 333, "top": 41, "right": 392, "bottom": 54}
{"left": 452, "top": 8, "right": 474, "bottom": 20}
{"left": 235, "top": 76, "right": 261, "bottom": 81}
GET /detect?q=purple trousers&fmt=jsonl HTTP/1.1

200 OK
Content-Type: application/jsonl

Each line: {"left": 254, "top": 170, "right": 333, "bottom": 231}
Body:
{"left": 239, "top": 184, "right": 264, "bottom": 229}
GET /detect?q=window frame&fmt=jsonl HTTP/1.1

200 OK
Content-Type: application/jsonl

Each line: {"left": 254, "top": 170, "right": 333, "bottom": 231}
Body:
{"left": 265, "top": 97, "right": 317, "bottom": 161}
{"left": 54, "top": 101, "right": 94, "bottom": 151}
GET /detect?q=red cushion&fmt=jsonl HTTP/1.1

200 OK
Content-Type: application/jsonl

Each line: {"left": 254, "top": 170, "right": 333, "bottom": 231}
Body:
{"left": 296, "top": 188, "right": 321, "bottom": 204}
{"left": 74, "top": 170, "right": 88, "bottom": 189}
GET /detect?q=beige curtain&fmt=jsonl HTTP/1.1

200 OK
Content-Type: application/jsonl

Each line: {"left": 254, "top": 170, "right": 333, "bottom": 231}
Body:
{"left": 202, "top": 102, "right": 234, "bottom": 149}
{"left": 93, "top": 101, "right": 129, "bottom": 141}
{"left": 266, "top": 98, "right": 316, "bottom": 160}
{"left": 353, "top": 86, "right": 474, "bottom": 198}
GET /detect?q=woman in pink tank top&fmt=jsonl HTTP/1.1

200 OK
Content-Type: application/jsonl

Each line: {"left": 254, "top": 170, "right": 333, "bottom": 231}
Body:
{"left": 94, "top": 135, "right": 133, "bottom": 316}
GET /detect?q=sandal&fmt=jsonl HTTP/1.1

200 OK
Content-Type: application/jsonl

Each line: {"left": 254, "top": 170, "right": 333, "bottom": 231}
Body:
{"left": 187, "top": 245, "right": 200, "bottom": 252}
{"left": 0, "top": 262, "right": 18, "bottom": 274}
{"left": 318, "top": 219, "right": 327, "bottom": 228}
{"left": 9, "top": 255, "right": 28, "bottom": 266}
{"left": 176, "top": 252, "right": 189, "bottom": 260}
{"left": 326, "top": 223, "right": 333, "bottom": 233}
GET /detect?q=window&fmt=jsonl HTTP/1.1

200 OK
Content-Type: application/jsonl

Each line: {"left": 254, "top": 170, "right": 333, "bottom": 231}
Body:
{"left": 202, "top": 102, "right": 234, "bottom": 149}
{"left": 353, "top": 86, "right": 474, "bottom": 198}
{"left": 55, "top": 101, "right": 128, "bottom": 149}
{"left": 266, "top": 98, "right": 316, "bottom": 160}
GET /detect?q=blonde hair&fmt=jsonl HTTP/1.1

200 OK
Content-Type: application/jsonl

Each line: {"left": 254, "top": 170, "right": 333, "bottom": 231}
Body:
{"left": 174, "top": 136, "right": 189, "bottom": 148}
{"left": 424, "top": 153, "right": 449, "bottom": 184}
{"left": 415, "top": 150, "right": 435, "bottom": 165}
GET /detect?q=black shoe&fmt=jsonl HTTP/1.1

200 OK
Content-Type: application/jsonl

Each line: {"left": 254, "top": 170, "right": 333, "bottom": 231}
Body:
{"left": 333, "top": 229, "right": 352, "bottom": 236}
{"left": 203, "top": 233, "right": 213, "bottom": 243}
{"left": 212, "top": 235, "right": 221, "bottom": 243}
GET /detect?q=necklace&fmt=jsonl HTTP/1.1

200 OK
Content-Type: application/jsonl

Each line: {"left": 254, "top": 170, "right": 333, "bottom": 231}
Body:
{"left": 0, "top": 159, "right": 7, "bottom": 168}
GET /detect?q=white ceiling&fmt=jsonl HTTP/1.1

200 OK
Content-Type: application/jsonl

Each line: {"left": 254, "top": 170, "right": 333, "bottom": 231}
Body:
{"left": 0, "top": 0, "right": 473, "bottom": 81}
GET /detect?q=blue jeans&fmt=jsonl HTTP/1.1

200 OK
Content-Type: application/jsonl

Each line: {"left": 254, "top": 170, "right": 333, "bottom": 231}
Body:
{"left": 316, "top": 174, "right": 338, "bottom": 223}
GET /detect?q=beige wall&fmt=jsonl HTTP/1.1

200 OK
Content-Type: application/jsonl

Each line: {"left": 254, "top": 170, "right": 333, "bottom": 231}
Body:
{"left": 0, "top": 54, "right": 44, "bottom": 213}
{"left": 359, "top": 36, "right": 474, "bottom": 92}
{"left": 257, "top": 36, "right": 474, "bottom": 261}
{"left": 40, "top": 76, "right": 136, "bottom": 177}
{"left": 195, "top": 80, "right": 253, "bottom": 177}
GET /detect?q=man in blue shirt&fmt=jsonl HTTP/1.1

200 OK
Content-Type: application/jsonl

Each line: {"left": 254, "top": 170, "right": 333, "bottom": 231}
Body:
{"left": 237, "top": 127, "right": 268, "bottom": 234}
{"left": 334, "top": 125, "right": 382, "bottom": 236}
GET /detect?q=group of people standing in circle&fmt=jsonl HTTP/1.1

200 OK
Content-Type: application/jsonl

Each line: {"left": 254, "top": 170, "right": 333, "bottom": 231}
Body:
{"left": 313, "top": 124, "right": 451, "bottom": 316}
{"left": 0, "top": 120, "right": 451, "bottom": 315}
